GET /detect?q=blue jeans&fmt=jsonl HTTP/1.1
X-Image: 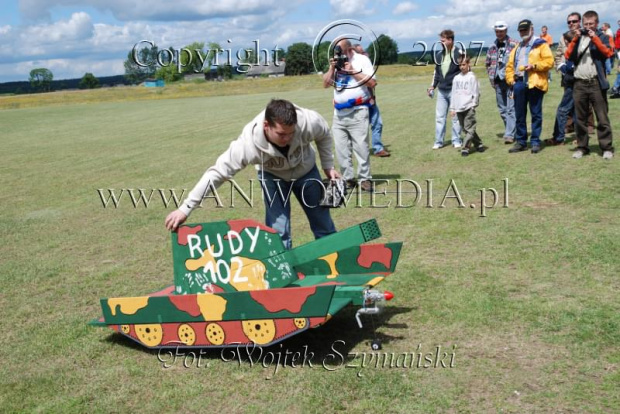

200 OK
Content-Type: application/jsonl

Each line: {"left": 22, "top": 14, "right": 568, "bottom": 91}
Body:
{"left": 259, "top": 165, "right": 336, "bottom": 249}
{"left": 369, "top": 103, "right": 384, "bottom": 153}
{"left": 513, "top": 80, "right": 544, "bottom": 146}
{"left": 614, "top": 72, "right": 620, "bottom": 90}
{"left": 494, "top": 80, "right": 516, "bottom": 138}
{"left": 435, "top": 88, "right": 461, "bottom": 146}
{"left": 552, "top": 85, "right": 574, "bottom": 142}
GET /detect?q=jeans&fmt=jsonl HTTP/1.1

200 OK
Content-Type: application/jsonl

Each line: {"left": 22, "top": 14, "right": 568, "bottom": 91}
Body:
{"left": 435, "top": 88, "right": 461, "bottom": 146}
{"left": 614, "top": 72, "right": 620, "bottom": 91}
{"left": 552, "top": 85, "right": 574, "bottom": 142}
{"left": 259, "top": 165, "right": 336, "bottom": 249}
{"left": 494, "top": 80, "right": 516, "bottom": 138}
{"left": 513, "top": 80, "right": 544, "bottom": 146}
{"left": 369, "top": 103, "right": 384, "bottom": 153}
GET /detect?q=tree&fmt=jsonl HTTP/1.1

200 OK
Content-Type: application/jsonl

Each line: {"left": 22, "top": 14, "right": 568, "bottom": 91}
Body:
{"left": 313, "top": 41, "right": 331, "bottom": 73}
{"left": 79, "top": 73, "right": 100, "bottom": 89}
{"left": 29, "top": 68, "right": 53, "bottom": 92}
{"left": 155, "top": 64, "right": 183, "bottom": 82}
{"left": 180, "top": 42, "right": 205, "bottom": 74}
{"left": 124, "top": 44, "right": 158, "bottom": 84}
{"left": 367, "top": 34, "right": 399, "bottom": 65}
{"left": 284, "top": 42, "right": 313, "bottom": 76}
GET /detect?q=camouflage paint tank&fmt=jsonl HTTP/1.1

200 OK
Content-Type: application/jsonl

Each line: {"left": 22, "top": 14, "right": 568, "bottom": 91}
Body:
{"left": 91, "top": 219, "right": 402, "bottom": 349}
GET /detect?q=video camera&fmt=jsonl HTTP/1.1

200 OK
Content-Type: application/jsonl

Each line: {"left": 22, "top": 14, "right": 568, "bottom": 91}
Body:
{"left": 333, "top": 45, "right": 349, "bottom": 71}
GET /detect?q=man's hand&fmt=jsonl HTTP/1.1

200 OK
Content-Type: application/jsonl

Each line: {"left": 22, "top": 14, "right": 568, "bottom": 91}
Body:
{"left": 450, "top": 110, "right": 456, "bottom": 117}
{"left": 324, "top": 168, "right": 341, "bottom": 181}
{"left": 164, "top": 209, "right": 188, "bottom": 231}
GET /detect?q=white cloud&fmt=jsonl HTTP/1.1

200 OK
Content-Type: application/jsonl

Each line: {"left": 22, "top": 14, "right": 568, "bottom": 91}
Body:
{"left": 393, "top": 2, "right": 418, "bottom": 16}
{"left": 19, "top": 0, "right": 278, "bottom": 21}
{"left": 330, "top": 0, "right": 374, "bottom": 17}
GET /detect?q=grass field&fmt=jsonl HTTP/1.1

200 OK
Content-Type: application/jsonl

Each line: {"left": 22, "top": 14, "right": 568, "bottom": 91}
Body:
{"left": 1, "top": 65, "right": 619, "bottom": 413}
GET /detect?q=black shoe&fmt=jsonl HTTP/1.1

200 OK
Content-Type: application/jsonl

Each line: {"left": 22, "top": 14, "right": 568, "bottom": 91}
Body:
{"left": 461, "top": 149, "right": 469, "bottom": 157}
{"left": 508, "top": 143, "right": 528, "bottom": 153}
{"left": 611, "top": 93, "right": 620, "bottom": 99}
{"left": 531, "top": 145, "right": 541, "bottom": 154}
{"left": 476, "top": 145, "right": 486, "bottom": 153}
{"left": 345, "top": 179, "right": 357, "bottom": 190}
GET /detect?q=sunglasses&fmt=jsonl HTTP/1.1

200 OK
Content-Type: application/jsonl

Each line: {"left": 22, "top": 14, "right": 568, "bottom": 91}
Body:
{"left": 567, "top": 19, "right": 579, "bottom": 24}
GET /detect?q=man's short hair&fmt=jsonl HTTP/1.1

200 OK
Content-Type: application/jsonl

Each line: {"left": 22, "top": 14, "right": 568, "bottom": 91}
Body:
{"left": 265, "top": 99, "right": 297, "bottom": 126}
{"left": 439, "top": 29, "right": 454, "bottom": 40}
{"left": 567, "top": 12, "right": 581, "bottom": 21}
{"left": 583, "top": 10, "right": 599, "bottom": 23}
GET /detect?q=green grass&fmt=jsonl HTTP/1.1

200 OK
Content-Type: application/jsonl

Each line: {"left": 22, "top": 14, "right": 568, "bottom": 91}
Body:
{"left": 1, "top": 66, "right": 619, "bottom": 413}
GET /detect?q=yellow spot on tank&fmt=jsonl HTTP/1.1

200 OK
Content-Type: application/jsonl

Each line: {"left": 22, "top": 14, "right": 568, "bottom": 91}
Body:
{"left": 229, "top": 257, "right": 268, "bottom": 291}
{"left": 366, "top": 276, "right": 384, "bottom": 287}
{"left": 320, "top": 252, "right": 339, "bottom": 279}
{"left": 196, "top": 293, "right": 227, "bottom": 321}
{"left": 185, "top": 245, "right": 216, "bottom": 271}
{"left": 108, "top": 297, "right": 149, "bottom": 316}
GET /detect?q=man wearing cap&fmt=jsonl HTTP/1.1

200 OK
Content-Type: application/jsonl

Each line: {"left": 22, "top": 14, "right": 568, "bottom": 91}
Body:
{"left": 506, "top": 19, "right": 554, "bottom": 154}
{"left": 565, "top": 10, "right": 614, "bottom": 160}
{"left": 485, "top": 21, "right": 518, "bottom": 144}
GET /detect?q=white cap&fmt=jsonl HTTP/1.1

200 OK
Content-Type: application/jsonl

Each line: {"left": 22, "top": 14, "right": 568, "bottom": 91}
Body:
{"left": 493, "top": 21, "right": 508, "bottom": 30}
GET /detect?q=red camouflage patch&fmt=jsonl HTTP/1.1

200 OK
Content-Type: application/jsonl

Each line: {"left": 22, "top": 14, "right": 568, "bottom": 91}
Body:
{"left": 249, "top": 286, "right": 317, "bottom": 313}
{"left": 358, "top": 244, "right": 392, "bottom": 269}
{"left": 177, "top": 225, "right": 203, "bottom": 246}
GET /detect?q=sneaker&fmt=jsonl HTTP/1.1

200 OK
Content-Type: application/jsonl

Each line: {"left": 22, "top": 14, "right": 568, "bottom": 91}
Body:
{"left": 572, "top": 150, "right": 584, "bottom": 159}
{"left": 603, "top": 151, "right": 614, "bottom": 160}
{"left": 508, "top": 143, "right": 528, "bottom": 153}
{"left": 432, "top": 143, "right": 443, "bottom": 150}
{"left": 476, "top": 145, "right": 486, "bottom": 153}
{"left": 461, "top": 149, "right": 469, "bottom": 157}
{"left": 504, "top": 137, "right": 515, "bottom": 144}
{"left": 359, "top": 180, "right": 373, "bottom": 192}
{"left": 531, "top": 145, "right": 541, "bottom": 154}
{"left": 373, "top": 149, "right": 391, "bottom": 157}
{"left": 453, "top": 142, "right": 462, "bottom": 149}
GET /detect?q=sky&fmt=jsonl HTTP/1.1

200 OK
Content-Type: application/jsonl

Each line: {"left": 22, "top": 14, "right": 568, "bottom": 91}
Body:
{"left": 0, "top": 0, "right": 617, "bottom": 83}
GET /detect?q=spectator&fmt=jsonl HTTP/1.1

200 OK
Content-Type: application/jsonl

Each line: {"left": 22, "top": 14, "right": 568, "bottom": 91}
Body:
{"left": 485, "top": 20, "right": 518, "bottom": 144}
{"left": 323, "top": 39, "right": 375, "bottom": 191}
{"left": 353, "top": 44, "right": 390, "bottom": 157}
{"left": 427, "top": 29, "right": 463, "bottom": 150}
{"left": 565, "top": 10, "right": 614, "bottom": 160}
{"left": 506, "top": 19, "right": 554, "bottom": 154}
{"left": 450, "top": 56, "right": 485, "bottom": 156}
{"left": 540, "top": 25, "right": 554, "bottom": 81}
{"left": 602, "top": 22, "right": 615, "bottom": 74}
{"left": 546, "top": 13, "right": 580, "bottom": 146}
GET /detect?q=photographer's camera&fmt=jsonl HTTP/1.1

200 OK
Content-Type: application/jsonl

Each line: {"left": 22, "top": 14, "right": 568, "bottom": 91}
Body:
{"left": 333, "top": 45, "right": 349, "bottom": 71}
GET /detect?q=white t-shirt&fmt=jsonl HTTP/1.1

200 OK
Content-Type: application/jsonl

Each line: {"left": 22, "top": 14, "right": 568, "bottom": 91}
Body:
{"left": 333, "top": 51, "right": 376, "bottom": 116}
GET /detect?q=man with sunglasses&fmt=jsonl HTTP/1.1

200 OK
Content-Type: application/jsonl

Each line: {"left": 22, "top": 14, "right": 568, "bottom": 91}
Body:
{"left": 486, "top": 21, "right": 518, "bottom": 144}
{"left": 546, "top": 13, "right": 581, "bottom": 146}
{"left": 565, "top": 10, "right": 614, "bottom": 160}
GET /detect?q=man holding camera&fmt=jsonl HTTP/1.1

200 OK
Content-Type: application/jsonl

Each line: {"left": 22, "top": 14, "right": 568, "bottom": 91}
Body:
{"left": 565, "top": 10, "right": 614, "bottom": 160}
{"left": 164, "top": 99, "right": 339, "bottom": 249}
{"left": 323, "top": 39, "right": 375, "bottom": 192}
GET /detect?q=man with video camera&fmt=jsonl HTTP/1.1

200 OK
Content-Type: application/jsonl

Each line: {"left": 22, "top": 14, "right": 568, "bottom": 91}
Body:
{"left": 323, "top": 39, "right": 376, "bottom": 192}
{"left": 565, "top": 10, "right": 614, "bottom": 160}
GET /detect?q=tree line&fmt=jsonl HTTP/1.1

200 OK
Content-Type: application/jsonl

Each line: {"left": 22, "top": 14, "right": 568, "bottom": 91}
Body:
{"left": 123, "top": 34, "right": 401, "bottom": 83}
